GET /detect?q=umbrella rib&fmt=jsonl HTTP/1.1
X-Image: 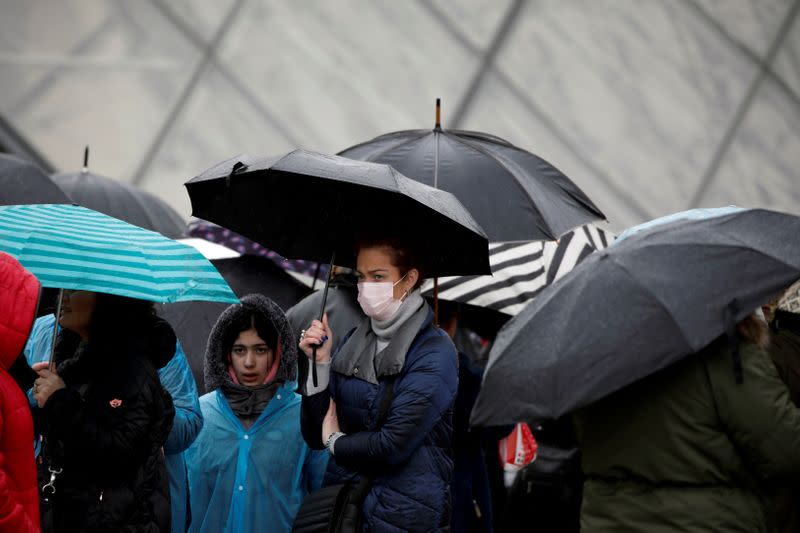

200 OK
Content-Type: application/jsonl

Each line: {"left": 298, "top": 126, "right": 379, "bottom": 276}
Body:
{"left": 446, "top": 132, "right": 535, "bottom": 194}
{"left": 448, "top": 133, "right": 588, "bottom": 239}
{"left": 340, "top": 131, "right": 429, "bottom": 162}
{"left": 456, "top": 132, "right": 606, "bottom": 222}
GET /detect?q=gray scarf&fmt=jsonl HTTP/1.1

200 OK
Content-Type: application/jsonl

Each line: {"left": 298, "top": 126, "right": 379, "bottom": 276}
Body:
{"left": 332, "top": 291, "right": 428, "bottom": 385}
{"left": 221, "top": 380, "right": 283, "bottom": 430}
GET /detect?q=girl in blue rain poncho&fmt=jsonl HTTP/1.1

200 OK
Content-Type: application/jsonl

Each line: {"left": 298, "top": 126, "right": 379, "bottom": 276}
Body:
{"left": 185, "top": 294, "right": 328, "bottom": 533}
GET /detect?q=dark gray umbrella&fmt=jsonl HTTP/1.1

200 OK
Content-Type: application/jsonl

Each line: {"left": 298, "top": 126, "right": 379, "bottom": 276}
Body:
{"left": 338, "top": 101, "right": 605, "bottom": 242}
{"left": 185, "top": 149, "right": 490, "bottom": 277}
{"left": 0, "top": 153, "right": 70, "bottom": 205}
{"left": 53, "top": 170, "right": 185, "bottom": 238}
{"left": 470, "top": 209, "right": 800, "bottom": 427}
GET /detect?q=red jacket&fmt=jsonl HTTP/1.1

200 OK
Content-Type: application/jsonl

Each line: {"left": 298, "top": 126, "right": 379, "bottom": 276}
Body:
{"left": 0, "top": 252, "right": 41, "bottom": 532}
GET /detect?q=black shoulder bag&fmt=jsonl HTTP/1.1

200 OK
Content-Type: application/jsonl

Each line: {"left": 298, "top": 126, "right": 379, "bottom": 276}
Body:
{"left": 293, "top": 381, "right": 395, "bottom": 533}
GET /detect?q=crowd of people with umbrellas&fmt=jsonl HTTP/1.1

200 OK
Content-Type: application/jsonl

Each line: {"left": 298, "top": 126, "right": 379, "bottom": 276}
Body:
{"left": 1, "top": 102, "right": 799, "bottom": 533}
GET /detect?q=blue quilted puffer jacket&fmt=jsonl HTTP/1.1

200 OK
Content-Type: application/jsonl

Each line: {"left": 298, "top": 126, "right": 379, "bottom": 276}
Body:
{"left": 302, "top": 309, "right": 458, "bottom": 532}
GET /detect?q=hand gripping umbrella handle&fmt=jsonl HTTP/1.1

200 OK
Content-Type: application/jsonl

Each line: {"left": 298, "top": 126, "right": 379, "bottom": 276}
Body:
{"left": 311, "top": 252, "right": 335, "bottom": 388}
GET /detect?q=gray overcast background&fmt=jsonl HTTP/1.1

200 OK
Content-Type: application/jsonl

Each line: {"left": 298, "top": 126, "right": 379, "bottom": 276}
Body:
{"left": 1, "top": 0, "right": 798, "bottom": 233}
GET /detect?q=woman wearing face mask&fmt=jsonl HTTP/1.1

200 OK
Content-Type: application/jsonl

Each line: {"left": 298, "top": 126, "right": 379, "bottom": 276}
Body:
{"left": 31, "top": 289, "right": 175, "bottom": 532}
{"left": 299, "top": 237, "right": 459, "bottom": 532}
{"left": 185, "top": 294, "right": 328, "bottom": 533}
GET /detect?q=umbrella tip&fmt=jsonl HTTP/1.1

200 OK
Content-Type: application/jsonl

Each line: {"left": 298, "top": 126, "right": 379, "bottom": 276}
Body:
{"left": 434, "top": 98, "right": 441, "bottom": 131}
{"left": 82, "top": 145, "right": 89, "bottom": 173}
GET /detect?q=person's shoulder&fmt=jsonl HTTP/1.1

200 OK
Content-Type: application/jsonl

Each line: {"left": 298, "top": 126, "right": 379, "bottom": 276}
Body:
{"left": 267, "top": 383, "right": 302, "bottom": 407}
{"left": 273, "top": 393, "right": 304, "bottom": 428}
{"left": 404, "top": 325, "right": 458, "bottom": 383}
{"left": 198, "top": 390, "right": 219, "bottom": 409}
{"left": 287, "top": 389, "right": 303, "bottom": 405}
{"left": 195, "top": 391, "right": 228, "bottom": 426}
{"left": 33, "top": 313, "right": 56, "bottom": 331}
{"left": 413, "top": 323, "right": 458, "bottom": 359}
{"left": 25, "top": 314, "right": 56, "bottom": 363}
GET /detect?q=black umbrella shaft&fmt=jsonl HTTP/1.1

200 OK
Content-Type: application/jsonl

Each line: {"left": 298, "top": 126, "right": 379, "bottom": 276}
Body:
{"left": 48, "top": 289, "right": 64, "bottom": 368}
{"left": 311, "top": 251, "right": 336, "bottom": 388}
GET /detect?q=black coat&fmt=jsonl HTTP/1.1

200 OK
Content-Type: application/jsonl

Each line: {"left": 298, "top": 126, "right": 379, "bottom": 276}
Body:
{"left": 37, "top": 318, "right": 176, "bottom": 532}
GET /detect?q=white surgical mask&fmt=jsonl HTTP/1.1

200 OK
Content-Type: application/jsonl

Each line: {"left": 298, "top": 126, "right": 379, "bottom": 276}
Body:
{"left": 357, "top": 274, "right": 408, "bottom": 322}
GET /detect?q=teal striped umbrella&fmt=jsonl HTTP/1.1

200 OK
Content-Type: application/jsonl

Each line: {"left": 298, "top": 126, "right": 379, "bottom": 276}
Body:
{"left": 0, "top": 204, "right": 238, "bottom": 304}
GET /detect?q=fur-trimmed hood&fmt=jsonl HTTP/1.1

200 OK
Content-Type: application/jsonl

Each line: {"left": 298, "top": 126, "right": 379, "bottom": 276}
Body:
{"left": 204, "top": 294, "right": 297, "bottom": 392}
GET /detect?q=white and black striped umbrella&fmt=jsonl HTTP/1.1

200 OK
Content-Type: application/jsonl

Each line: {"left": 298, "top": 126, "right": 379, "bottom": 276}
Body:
{"left": 423, "top": 225, "right": 613, "bottom": 316}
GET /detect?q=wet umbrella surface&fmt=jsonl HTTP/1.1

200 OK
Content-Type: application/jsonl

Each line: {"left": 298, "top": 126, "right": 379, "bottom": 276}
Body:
{"left": 0, "top": 153, "right": 70, "bottom": 205}
{"left": 471, "top": 209, "right": 800, "bottom": 427}
{"left": 340, "top": 125, "right": 604, "bottom": 242}
{"left": 54, "top": 169, "right": 185, "bottom": 238}
{"left": 185, "top": 149, "right": 490, "bottom": 277}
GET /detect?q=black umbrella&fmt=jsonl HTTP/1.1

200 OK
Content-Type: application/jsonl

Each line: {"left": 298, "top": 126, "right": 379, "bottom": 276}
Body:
{"left": 53, "top": 149, "right": 184, "bottom": 239}
{"left": 185, "top": 149, "right": 490, "bottom": 277}
{"left": 338, "top": 100, "right": 605, "bottom": 242}
{"left": 55, "top": 171, "right": 185, "bottom": 238}
{"left": 0, "top": 153, "right": 70, "bottom": 205}
{"left": 470, "top": 209, "right": 800, "bottom": 427}
{"left": 51, "top": 146, "right": 185, "bottom": 238}
{"left": 186, "top": 149, "right": 490, "bottom": 385}
{"left": 161, "top": 253, "right": 311, "bottom": 393}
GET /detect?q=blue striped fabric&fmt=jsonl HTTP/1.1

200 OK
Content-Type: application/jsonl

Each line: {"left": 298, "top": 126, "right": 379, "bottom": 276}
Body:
{"left": 0, "top": 204, "right": 238, "bottom": 304}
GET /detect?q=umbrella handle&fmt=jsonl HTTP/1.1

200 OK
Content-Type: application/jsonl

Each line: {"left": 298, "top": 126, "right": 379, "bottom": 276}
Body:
{"left": 48, "top": 289, "right": 64, "bottom": 369}
{"left": 311, "top": 252, "right": 336, "bottom": 388}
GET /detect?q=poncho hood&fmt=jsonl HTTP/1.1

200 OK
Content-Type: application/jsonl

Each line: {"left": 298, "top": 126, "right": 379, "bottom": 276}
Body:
{"left": 204, "top": 294, "right": 297, "bottom": 391}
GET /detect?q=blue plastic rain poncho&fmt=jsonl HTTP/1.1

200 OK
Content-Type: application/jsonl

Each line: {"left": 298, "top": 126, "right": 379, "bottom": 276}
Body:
{"left": 186, "top": 294, "right": 327, "bottom": 533}
{"left": 24, "top": 314, "right": 203, "bottom": 533}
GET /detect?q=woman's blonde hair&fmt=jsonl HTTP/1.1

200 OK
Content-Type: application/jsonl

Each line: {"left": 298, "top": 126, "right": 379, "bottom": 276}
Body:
{"left": 737, "top": 313, "right": 770, "bottom": 349}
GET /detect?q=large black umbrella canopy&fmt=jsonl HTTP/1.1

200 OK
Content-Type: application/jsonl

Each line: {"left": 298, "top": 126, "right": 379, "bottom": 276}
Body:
{"left": 0, "top": 153, "right": 70, "bottom": 205}
{"left": 338, "top": 128, "right": 605, "bottom": 242}
{"left": 185, "top": 149, "right": 491, "bottom": 277}
{"left": 161, "top": 254, "right": 311, "bottom": 393}
{"left": 53, "top": 170, "right": 185, "bottom": 238}
{"left": 470, "top": 209, "right": 800, "bottom": 427}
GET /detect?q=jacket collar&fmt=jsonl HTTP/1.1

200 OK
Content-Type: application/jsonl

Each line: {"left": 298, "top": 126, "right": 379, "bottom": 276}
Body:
{"left": 331, "top": 301, "right": 432, "bottom": 385}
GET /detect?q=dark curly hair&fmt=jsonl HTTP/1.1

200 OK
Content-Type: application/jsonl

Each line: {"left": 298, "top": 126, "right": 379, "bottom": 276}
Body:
{"left": 219, "top": 308, "right": 279, "bottom": 358}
